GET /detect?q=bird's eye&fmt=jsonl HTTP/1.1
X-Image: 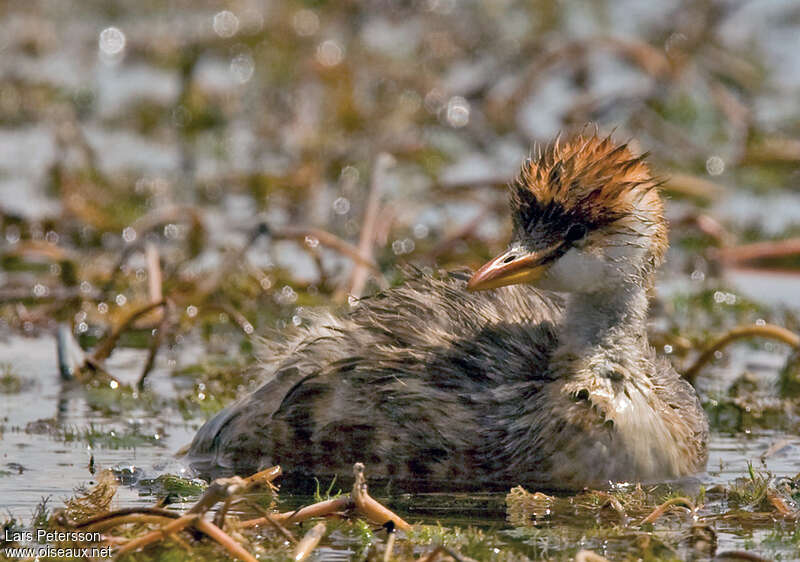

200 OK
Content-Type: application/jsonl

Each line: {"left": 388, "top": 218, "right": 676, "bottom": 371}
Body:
{"left": 565, "top": 223, "right": 587, "bottom": 242}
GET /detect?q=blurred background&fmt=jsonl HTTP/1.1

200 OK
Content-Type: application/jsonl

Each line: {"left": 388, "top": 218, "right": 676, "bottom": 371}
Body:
{"left": 2, "top": 0, "right": 800, "bottom": 318}
{"left": 2, "top": 0, "right": 800, "bottom": 551}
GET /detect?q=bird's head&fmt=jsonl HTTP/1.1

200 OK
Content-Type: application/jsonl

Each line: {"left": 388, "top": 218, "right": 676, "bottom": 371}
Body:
{"left": 468, "top": 133, "right": 667, "bottom": 294}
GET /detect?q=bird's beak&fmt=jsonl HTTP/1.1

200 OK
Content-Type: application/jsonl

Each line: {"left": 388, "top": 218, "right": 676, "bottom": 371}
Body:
{"left": 467, "top": 244, "right": 560, "bottom": 292}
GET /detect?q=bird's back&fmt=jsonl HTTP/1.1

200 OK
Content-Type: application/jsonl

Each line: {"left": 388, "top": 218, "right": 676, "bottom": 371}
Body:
{"left": 186, "top": 269, "right": 564, "bottom": 487}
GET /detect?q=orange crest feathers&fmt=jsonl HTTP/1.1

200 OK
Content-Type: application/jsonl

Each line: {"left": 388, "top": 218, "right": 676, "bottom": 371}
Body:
{"left": 510, "top": 132, "right": 667, "bottom": 266}
{"left": 515, "top": 133, "right": 660, "bottom": 224}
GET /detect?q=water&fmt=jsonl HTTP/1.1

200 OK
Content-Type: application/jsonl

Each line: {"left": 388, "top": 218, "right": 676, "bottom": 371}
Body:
{"left": 0, "top": 334, "right": 196, "bottom": 514}
{"left": 0, "top": 327, "right": 797, "bottom": 512}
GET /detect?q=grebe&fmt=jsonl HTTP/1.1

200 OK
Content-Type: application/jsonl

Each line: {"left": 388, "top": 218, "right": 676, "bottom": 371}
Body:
{"left": 187, "top": 133, "right": 708, "bottom": 490}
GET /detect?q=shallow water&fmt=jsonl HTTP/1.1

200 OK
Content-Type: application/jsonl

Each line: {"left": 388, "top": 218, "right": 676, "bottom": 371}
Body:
{"left": 0, "top": 334, "right": 197, "bottom": 513}
{"left": 0, "top": 329, "right": 797, "bottom": 510}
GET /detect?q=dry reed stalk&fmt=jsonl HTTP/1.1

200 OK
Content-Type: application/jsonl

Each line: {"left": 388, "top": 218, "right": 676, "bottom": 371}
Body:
{"left": 351, "top": 463, "right": 412, "bottom": 531}
{"left": 293, "top": 522, "right": 326, "bottom": 561}
{"left": 91, "top": 299, "right": 166, "bottom": 363}
{"left": 685, "top": 324, "right": 800, "bottom": 383}
{"left": 765, "top": 488, "right": 797, "bottom": 518}
{"left": 383, "top": 527, "right": 396, "bottom": 562}
{"left": 592, "top": 490, "right": 628, "bottom": 525}
{"left": 661, "top": 173, "right": 724, "bottom": 200}
{"left": 348, "top": 153, "right": 395, "bottom": 298}
{"left": 202, "top": 303, "right": 255, "bottom": 337}
{"left": 80, "top": 514, "right": 177, "bottom": 534}
{"left": 244, "top": 501, "right": 297, "bottom": 544}
{"left": 138, "top": 298, "right": 174, "bottom": 389}
{"left": 639, "top": 497, "right": 696, "bottom": 525}
{"left": 271, "top": 225, "right": 380, "bottom": 272}
{"left": 113, "top": 513, "right": 200, "bottom": 557}
{"left": 145, "top": 242, "right": 163, "bottom": 304}
{"left": 242, "top": 497, "right": 353, "bottom": 528}
{"left": 713, "top": 238, "right": 800, "bottom": 265}
{"left": 244, "top": 465, "right": 282, "bottom": 487}
{"left": 194, "top": 518, "right": 259, "bottom": 562}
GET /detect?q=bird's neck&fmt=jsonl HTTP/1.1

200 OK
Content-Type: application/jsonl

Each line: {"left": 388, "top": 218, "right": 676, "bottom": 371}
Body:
{"left": 555, "top": 282, "right": 652, "bottom": 379}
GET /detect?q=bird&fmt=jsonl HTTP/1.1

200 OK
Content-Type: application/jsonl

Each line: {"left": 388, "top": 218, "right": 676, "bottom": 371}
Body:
{"left": 186, "top": 132, "right": 709, "bottom": 491}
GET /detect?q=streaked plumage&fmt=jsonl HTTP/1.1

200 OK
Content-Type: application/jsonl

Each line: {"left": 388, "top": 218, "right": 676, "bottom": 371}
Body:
{"left": 187, "top": 133, "right": 708, "bottom": 490}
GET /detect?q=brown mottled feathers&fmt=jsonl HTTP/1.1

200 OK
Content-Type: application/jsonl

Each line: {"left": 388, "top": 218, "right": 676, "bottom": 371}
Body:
{"left": 187, "top": 269, "right": 564, "bottom": 489}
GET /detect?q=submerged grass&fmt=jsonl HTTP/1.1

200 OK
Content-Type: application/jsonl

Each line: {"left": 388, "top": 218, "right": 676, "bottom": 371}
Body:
{"left": 2, "top": 463, "right": 796, "bottom": 561}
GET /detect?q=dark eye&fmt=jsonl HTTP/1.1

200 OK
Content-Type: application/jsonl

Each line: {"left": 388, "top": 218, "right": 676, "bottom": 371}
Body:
{"left": 565, "top": 223, "right": 587, "bottom": 242}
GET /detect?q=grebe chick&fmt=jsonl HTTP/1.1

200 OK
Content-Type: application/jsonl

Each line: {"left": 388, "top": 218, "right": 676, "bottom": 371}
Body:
{"left": 187, "top": 133, "right": 708, "bottom": 490}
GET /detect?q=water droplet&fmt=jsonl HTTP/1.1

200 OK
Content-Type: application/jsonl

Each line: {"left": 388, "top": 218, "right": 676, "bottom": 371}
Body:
{"left": 230, "top": 53, "right": 255, "bottom": 84}
{"left": 110, "top": 380, "right": 119, "bottom": 389}
{"left": 164, "top": 223, "right": 179, "bottom": 239}
{"left": 317, "top": 39, "right": 344, "bottom": 67}
{"left": 99, "top": 27, "right": 126, "bottom": 56}
{"left": 413, "top": 224, "right": 429, "bottom": 239}
{"left": 391, "top": 238, "right": 415, "bottom": 255}
{"left": 340, "top": 165, "right": 359, "bottom": 184}
{"left": 333, "top": 197, "right": 351, "bottom": 215}
{"left": 213, "top": 10, "right": 239, "bottom": 38}
{"left": 97, "top": 302, "right": 108, "bottom": 314}
{"left": 260, "top": 277, "right": 273, "bottom": 290}
{"left": 304, "top": 235, "right": 319, "bottom": 248}
{"left": 186, "top": 305, "right": 198, "bottom": 318}
{"left": 122, "top": 227, "right": 137, "bottom": 243}
{"left": 278, "top": 286, "right": 298, "bottom": 304}
{"left": 446, "top": 96, "right": 470, "bottom": 127}
{"left": 706, "top": 156, "right": 725, "bottom": 176}
{"left": 5, "top": 225, "right": 20, "bottom": 244}
{"left": 115, "top": 294, "right": 127, "bottom": 306}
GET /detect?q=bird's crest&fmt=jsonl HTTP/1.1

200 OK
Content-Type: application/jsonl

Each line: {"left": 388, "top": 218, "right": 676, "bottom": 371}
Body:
{"left": 511, "top": 133, "right": 662, "bottom": 231}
